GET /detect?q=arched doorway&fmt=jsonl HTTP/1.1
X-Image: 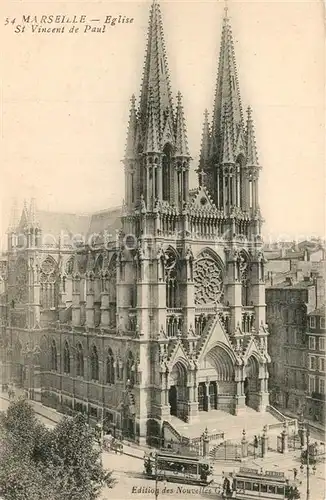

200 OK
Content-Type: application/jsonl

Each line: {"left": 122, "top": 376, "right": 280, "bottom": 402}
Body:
{"left": 169, "top": 361, "right": 188, "bottom": 421}
{"left": 245, "top": 356, "right": 260, "bottom": 409}
{"left": 204, "top": 345, "right": 236, "bottom": 413}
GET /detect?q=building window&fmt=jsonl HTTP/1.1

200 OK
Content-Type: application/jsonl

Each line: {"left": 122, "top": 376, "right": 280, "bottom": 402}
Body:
{"left": 106, "top": 348, "right": 115, "bottom": 384}
{"left": 310, "top": 316, "right": 316, "bottom": 329}
{"left": 319, "top": 378, "right": 325, "bottom": 394}
{"left": 319, "top": 357, "right": 325, "bottom": 372}
{"left": 309, "top": 356, "right": 316, "bottom": 371}
{"left": 51, "top": 340, "right": 57, "bottom": 371}
{"left": 91, "top": 345, "right": 99, "bottom": 381}
{"left": 126, "top": 351, "right": 135, "bottom": 386}
{"left": 320, "top": 317, "right": 325, "bottom": 329}
{"left": 319, "top": 337, "right": 325, "bottom": 351}
{"left": 76, "top": 343, "right": 84, "bottom": 377}
{"left": 309, "top": 336, "right": 316, "bottom": 350}
{"left": 63, "top": 341, "right": 70, "bottom": 374}
{"left": 308, "top": 376, "right": 316, "bottom": 393}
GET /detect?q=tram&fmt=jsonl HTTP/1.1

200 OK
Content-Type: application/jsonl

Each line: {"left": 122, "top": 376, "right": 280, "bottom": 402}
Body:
{"left": 143, "top": 451, "right": 213, "bottom": 486}
{"left": 222, "top": 467, "right": 299, "bottom": 500}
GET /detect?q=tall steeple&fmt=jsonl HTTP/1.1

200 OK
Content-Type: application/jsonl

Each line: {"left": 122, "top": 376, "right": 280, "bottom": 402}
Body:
{"left": 198, "top": 1, "right": 262, "bottom": 216}
{"left": 139, "top": 0, "right": 174, "bottom": 142}
{"left": 123, "top": 0, "right": 191, "bottom": 213}
{"left": 211, "top": 4, "right": 243, "bottom": 162}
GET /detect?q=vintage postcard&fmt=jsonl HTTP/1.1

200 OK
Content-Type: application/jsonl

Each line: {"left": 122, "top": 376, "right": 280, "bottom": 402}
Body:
{"left": 0, "top": 0, "right": 325, "bottom": 499}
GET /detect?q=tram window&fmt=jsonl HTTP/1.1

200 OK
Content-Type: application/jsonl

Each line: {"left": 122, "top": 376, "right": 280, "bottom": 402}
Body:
{"left": 261, "top": 484, "right": 268, "bottom": 493}
{"left": 277, "top": 487, "right": 285, "bottom": 495}
{"left": 245, "top": 482, "right": 252, "bottom": 490}
{"left": 237, "top": 481, "right": 244, "bottom": 489}
{"left": 253, "top": 483, "right": 259, "bottom": 492}
{"left": 268, "top": 485, "right": 276, "bottom": 494}
{"left": 185, "top": 464, "right": 197, "bottom": 475}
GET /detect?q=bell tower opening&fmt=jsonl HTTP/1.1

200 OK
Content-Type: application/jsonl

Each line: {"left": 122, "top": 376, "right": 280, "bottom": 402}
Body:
{"left": 162, "top": 144, "right": 172, "bottom": 202}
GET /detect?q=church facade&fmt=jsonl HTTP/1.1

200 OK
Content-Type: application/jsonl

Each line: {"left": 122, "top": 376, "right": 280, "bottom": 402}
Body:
{"left": 0, "top": 0, "right": 270, "bottom": 444}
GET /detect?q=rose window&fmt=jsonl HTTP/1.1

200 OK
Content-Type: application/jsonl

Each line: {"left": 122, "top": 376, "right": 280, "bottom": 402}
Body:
{"left": 194, "top": 256, "right": 224, "bottom": 305}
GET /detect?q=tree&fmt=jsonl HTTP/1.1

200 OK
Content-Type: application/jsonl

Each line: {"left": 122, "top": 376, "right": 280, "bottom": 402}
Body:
{"left": 0, "top": 399, "right": 116, "bottom": 500}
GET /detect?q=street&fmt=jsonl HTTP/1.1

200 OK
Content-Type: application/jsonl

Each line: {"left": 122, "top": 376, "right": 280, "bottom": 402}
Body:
{"left": 1, "top": 395, "right": 325, "bottom": 500}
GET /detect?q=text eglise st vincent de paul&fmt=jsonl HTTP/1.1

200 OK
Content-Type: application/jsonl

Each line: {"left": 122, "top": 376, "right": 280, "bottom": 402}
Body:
{"left": 5, "top": 15, "right": 134, "bottom": 34}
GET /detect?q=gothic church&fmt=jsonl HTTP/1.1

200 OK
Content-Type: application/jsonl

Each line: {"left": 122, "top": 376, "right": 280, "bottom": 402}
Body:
{"left": 0, "top": 0, "right": 270, "bottom": 444}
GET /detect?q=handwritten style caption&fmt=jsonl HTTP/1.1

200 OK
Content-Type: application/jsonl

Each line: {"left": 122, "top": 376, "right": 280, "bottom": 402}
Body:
{"left": 4, "top": 15, "right": 134, "bottom": 34}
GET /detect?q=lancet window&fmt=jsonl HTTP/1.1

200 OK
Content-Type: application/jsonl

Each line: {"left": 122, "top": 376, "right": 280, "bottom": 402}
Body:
{"left": 40, "top": 256, "right": 58, "bottom": 309}
{"left": 106, "top": 348, "right": 115, "bottom": 384}
{"left": 63, "top": 341, "right": 70, "bottom": 374}
{"left": 126, "top": 351, "right": 135, "bottom": 386}
{"left": 51, "top": 340, "right": 57, "bottom": 371}
{"left": 165, "top": 248, "right": 180, "bottom": 308}
{"left": 162, "top": 144, "right": 172, "bottom": 202}
{"left": 76, "top": 343, "right": 84, "bottom": 377}
{"left": 90, "top": 345, "right": 99, "bottom": 381}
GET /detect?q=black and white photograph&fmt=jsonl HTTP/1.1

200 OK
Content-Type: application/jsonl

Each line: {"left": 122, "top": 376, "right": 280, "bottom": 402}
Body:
{"left": 0, "top": 0, "right": 325, "bottom": 498}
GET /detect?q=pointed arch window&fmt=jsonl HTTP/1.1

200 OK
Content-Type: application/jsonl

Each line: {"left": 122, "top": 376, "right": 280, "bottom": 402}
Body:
{"left": 162, "top": 144, "right": 172, "bottom": 202}
{"left": 40, "top": 256, "right": 58, "bottom": 310}
{"left": 239, "top": 251, "right": 250, "bottom": 306}
{"left": 63, "top": 341, "right": 70, "bottom": 374}
{"left": 106, "top": 348, "right": 115, "bottom": 385}
{"left": 126, "top": 351, "right": 135, "bottom": 386}
{"left": 165, "top": 248, "right": 179, "bottom": 308}
{"left": 51, "top": 340, "right": 57, "bottom": 371}
{"left": 76, "top": 343, "right": 84, "bottom": 377}
{"left": 91, "top": 345, "right": 99, "bottom": 381}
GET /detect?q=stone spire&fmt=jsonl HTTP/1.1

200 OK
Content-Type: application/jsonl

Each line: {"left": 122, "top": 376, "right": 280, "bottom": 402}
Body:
{"left": 199, "top": 109, "right": 211, "bottom": 169}
{"left": 125, "top": 95, "right": 138, "bottom": 159}
{"left": 144, "top": 89, "right": 160, "bottom": 153}
{"left": 211, "top": 5, "right": 243, "bottom": 161}
{"left": 139, "top": 0, "right": 174, "bottom": 143}
{"left": 245, "top": 106, "right": 260, "bottom": 167}
{"left": 174, "top": 92, "right": 190, "bottom": 157}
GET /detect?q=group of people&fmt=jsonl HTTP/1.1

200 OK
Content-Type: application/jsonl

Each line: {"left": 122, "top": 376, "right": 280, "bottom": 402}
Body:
{"left": 1, "top": 383, "right": 15, "bottom": 400}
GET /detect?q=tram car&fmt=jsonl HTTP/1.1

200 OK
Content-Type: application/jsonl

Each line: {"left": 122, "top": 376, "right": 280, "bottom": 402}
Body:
{"left": 221, "top": 467, "right": 299, "bottom": 500}
{"left": 143, "top": 451, "right": 213, "bottom": 486}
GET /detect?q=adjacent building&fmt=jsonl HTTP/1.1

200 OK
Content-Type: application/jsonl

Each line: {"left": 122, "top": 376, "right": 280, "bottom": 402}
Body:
{"left": 266, "top": 273, "right": 325, "bottom": 424}
{"left": 306, "top": 305, "right": 325, "bottom": 424}
{"left": 0, "top": 1, "right": 270, "bottom": 444}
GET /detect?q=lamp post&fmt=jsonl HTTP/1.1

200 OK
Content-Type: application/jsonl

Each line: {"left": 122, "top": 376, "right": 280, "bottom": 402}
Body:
{"left": 154, "top": 452, "right": 159, "bottom": 500}
{"left": 300, "top": 423, "right": 311, "bottom": 500}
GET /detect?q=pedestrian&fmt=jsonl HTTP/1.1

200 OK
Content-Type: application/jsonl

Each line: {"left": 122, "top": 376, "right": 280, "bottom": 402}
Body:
{"left": 293, "top": 468, "right": 297, "bottom": 480}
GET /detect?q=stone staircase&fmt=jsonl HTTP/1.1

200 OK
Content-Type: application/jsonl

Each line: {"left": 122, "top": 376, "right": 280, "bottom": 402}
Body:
{"left": 164, "top": 406, "right": 282, "bottom": 448}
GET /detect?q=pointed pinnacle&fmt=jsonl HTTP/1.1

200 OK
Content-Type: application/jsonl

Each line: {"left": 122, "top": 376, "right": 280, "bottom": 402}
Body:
{"left": 174, "top": 91, "right": 190, "bottom": 157}
{"left": 246, "top": 106, "right": 259, "bottom": 167}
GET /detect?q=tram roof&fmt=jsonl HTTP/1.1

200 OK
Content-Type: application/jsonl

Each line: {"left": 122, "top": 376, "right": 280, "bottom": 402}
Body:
{"left": 155, "top": 451, "right": 209, "bottom": 463}
{"left": 235, "top": 469, "right": 287, "bottom": 484}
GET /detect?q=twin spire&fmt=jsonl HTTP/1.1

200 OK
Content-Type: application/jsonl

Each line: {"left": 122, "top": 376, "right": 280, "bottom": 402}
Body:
{"left": 124, "top": 0, "right": 261, "bottom": 210}
{"left": 198, "top": 3, "right": 260, "bottom": 181}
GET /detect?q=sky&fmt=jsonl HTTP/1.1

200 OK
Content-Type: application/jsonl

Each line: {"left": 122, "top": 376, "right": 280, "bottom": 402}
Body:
{"left": 0, "top": 0, "right": 325, "bottom": 249}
